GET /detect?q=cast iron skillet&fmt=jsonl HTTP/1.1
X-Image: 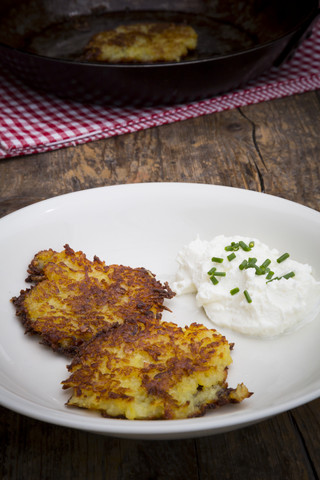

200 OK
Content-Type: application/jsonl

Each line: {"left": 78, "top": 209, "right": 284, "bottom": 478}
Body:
{"left": 0, "top": 0, "right": 318, "bottom": 106}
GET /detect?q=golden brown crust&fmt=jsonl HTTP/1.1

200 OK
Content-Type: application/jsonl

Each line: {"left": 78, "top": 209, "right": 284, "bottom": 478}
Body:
{"left": 11, "top": 245, "right": 252, "bottom": 420}
{"left": 83, "top": 22, "right": 198, "bottom": 63}
{"left": 62, "top": 320, "right": 252, "bottom": 419}
{"left": 11, "top": 245, "right": 175, "bottom": 356}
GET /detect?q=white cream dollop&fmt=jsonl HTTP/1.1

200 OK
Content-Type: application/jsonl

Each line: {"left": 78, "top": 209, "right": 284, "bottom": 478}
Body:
{"left": 172, "top": 235, "right": 320, "bottom": 337}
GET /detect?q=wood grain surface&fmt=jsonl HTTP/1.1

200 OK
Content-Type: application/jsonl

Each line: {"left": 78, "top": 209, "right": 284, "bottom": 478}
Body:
{"left": 1, "top": 90, "right": 320, "bottom": 480}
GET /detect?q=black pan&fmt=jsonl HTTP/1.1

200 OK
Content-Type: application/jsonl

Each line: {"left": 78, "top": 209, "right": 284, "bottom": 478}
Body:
{"left": 0, "top": 0, "right": 318, "bottom": 106}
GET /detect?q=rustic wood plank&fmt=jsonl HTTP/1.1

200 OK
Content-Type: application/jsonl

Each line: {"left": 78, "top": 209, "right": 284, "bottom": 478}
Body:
{"left": 1, "top": 407, "right": 199, "bottom": 480}
{"left": 2, "top": 402, "right": 319, "bottom": 480}
{"left": 116, "top": 438, "right": 199, "bottom": 480}
{"left": 240, "top": 93, "right": 320, "bottom": 210}
{"left": 1, "top": 408, "right": 122, "bottom": 480}
{"left": 195, "top": 406, "right": 319, "bottom": 480}
{"left": 290, "top": 398, "right": 320, "bottom": 479}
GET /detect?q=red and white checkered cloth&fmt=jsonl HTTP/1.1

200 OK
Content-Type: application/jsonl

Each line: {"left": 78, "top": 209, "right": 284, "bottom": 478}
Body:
{"left": 0, "top": 18, "right": 319, "bottom": 159}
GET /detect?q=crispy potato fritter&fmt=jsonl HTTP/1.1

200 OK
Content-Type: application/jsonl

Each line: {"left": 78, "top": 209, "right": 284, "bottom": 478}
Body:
{"left": 83, "top": 22, "right": 198, "bottom": 63}
{"left": 62, "top": 320, "right": 252, "bottom": 420}
{"left": 11, "top": 245, "right": 174, "bottom": 356}
{"left": 12, "top": 245, "right": 252, "bottom": 420}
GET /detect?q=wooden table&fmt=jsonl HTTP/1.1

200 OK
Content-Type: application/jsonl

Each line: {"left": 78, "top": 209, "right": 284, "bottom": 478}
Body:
{"left": 1, "top": 91, "right": 320, "bottom": 480}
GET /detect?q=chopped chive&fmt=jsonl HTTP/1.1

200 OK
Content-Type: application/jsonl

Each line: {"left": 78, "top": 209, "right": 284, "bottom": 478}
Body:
{"left": 225, "top": 240, "right": 255, "bottom": 252}
{"left": 239, "top": 241, "right": 251, "bottom": 251}
{"left": 283, "top": 271, "right": 295, "bottom": 279}
{"left": 258, "top": 265, "right": 270, "bottom": 275}
{"left": 210, "top": 276, "right": 219, "bottom": 285}
{"left": 227, "top": 252, "right": 236, "bottom": 261}
{"left": 211, "top": 256, "right": 223, "bottom": 263}
{"left": 266, "top": 270, "right": 274, "bottom": 280}
{"left": 244, "top": 290, "right": 252, "bottom": 303}
{"left": 225, "top": 242, "right": 240, "bottom": 251}
{"left": 211, "top": 257, "right": 223, "bottom": 263}
{"left": 254, "top": 266, "right": 264, "bottom": 275}
{"left": 261, "top": 259, "right": 271, "bottom": 268}
{"left": 214, "top": 271, "right": 226, "bottom": 277}
{"left": 277, "top": 253, "right": 290, "bottom": 263}
{"left": 207, "top": 267, "right": 216, "bottom": 275}
{"left": 239, "top": 260, "right": 248, "bottom": 270}
{"left": 230, "top": 287, "right": 240, "bottom": 295}
{"left": 248, "top": 257, "right": 257, "bottom": 266}
{"left": 267, "top": 271, "right": 295, "bottom": 283}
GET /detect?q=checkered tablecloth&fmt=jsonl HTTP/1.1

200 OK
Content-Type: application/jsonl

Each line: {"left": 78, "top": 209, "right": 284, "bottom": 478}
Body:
{"left": 0, "top": 18, "right": 319, "bottom": 159}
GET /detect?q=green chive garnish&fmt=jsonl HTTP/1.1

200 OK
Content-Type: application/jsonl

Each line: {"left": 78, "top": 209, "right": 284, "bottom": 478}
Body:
{"left": 254, "top": 266, "right": 264, "bottom": 275}
{"left": 239, "top": 260, "right": 248, "bottom": 270}
{"left": 244, "top": 290, "right": 252, "bottom": 303}
{"left": 211, "top": 257, "right": 223, "bottom": 263}
{"left": 257, "top": 259, "right": 271, "bottom": 275}
{"left": 239, "top": 241, "right": 250, "bottom": 251}
{"left": 210, "top": 276, "right": 219, "bottom": 285}
{"left": 283, "top": 271, "right": 295, "bottom": 279}
{"left": 277, "top": 253, "right": 290, "bottom": 263}
{"left": 267, "top": 276, "right": 280, "bottom": 283}
{"left": 266, "top": 270, "right": 274, "bottom": 280}
{"left": 230, "top": 287, "right": 240, "bottom": 295}
{"left": 214, "top": 271, "right": 226, "bottom": 277}
{"left": 227, "top": 252, "right": 236, "bottom": 261}
{"left": 225, "top": 240, "right": 254, "bottom": 252}
{"left": 261, "top": 259, "right": 271, "bottom": 268}
{"left": 248, "top": 257, "right": 257, "bottom": 266}
{"left": 207, "top": 267, "right": 216, "bottom": 275}
{"left": 225, "top": 242, "right": 240, "bottom": 251}
{"left": 267, "top": 271, "right": 295, "bottom": 283}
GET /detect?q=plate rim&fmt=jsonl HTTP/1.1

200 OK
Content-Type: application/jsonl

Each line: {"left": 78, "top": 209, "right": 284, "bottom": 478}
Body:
{"left": 1, "top": 182, "right": 320, "bottom": 220}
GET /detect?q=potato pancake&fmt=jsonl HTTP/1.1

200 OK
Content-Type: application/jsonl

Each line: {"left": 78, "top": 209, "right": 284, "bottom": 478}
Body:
{"left": 12, "top": 245, "right": 174, "bottom": 356}
{"left": 83, "top": 22, "right": 197, "bottom": 63}
{"left": 62, "top": 319, "right": 251, "bottom": 420}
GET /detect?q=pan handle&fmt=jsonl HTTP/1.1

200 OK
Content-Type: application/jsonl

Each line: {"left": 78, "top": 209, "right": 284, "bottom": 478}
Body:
{"left": 273, "top": 7, "right": 320, "bottom": 67}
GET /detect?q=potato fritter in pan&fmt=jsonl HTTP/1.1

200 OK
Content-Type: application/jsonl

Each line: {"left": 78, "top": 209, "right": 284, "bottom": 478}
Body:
{"left": 12, "top": 245, "right": 174, "bottom": 356}
{"left": 62, "top": 319, "right": 252, "bottom": 420}
{"left": 83, "top": 23, "right": 198, "bottom": 63}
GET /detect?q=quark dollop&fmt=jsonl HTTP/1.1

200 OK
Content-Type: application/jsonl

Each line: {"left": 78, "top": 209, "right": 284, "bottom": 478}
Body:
{"left": 172, "top": 235, "right": 320, "bottom": 337}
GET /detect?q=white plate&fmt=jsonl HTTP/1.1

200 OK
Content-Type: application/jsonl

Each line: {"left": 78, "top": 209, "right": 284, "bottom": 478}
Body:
{"left": 0, "top": 183, "right": 319, "bottom": 440}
